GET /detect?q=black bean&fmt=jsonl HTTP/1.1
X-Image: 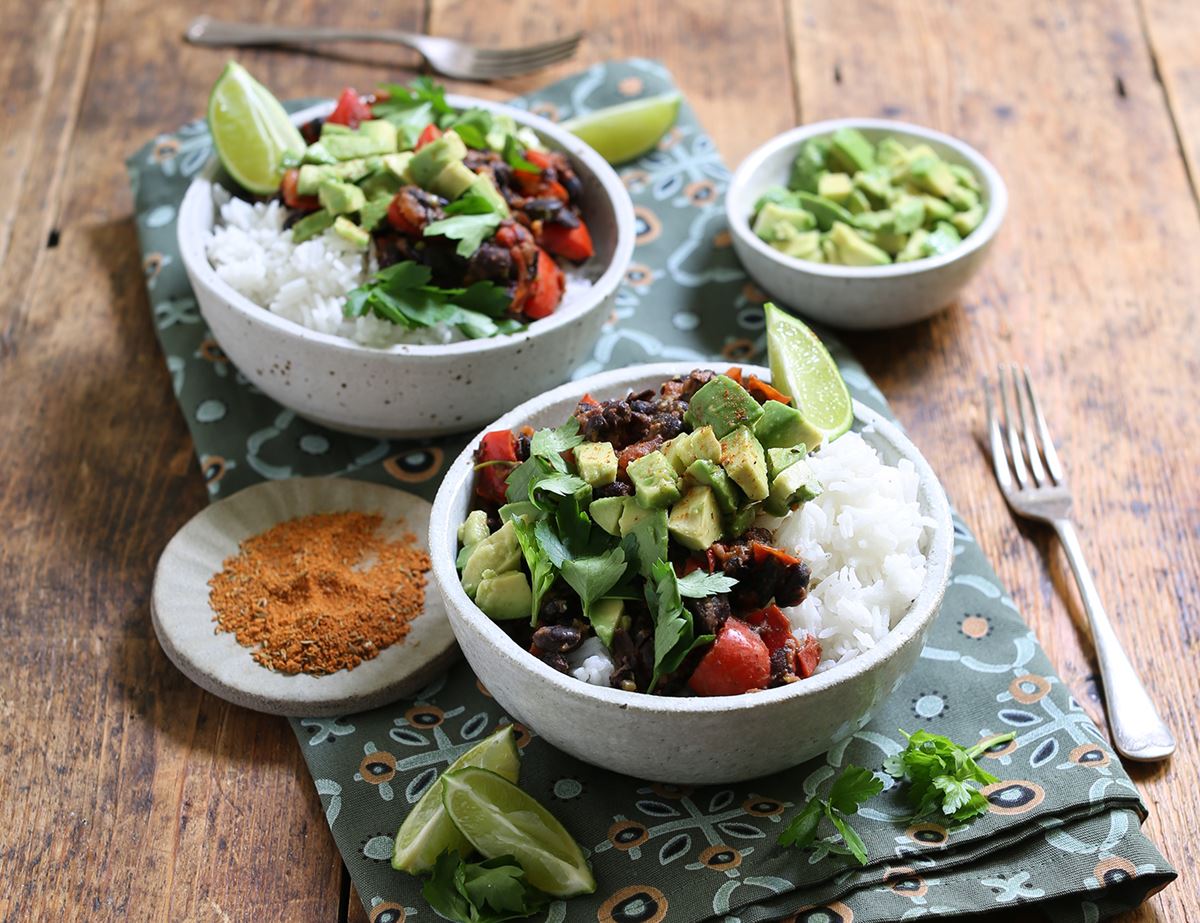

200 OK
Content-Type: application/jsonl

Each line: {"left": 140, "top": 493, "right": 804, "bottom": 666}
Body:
{"left": 532, "top": 624, "right": 582, "bottom": 653}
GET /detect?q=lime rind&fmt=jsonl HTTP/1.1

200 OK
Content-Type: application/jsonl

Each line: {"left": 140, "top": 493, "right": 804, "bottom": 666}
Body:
{"left": 207, "top": 61, "right": 305, "bottom": 195}
{"left": 560, "top": 92, "right": 681, "bottom": 165}
{"left": 765, "top": 302, "right": 854, "bottom": 443}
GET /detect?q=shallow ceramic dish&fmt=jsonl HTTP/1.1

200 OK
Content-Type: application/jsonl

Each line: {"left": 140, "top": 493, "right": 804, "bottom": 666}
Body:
{"left": 178, "top": 95, "right": 635, "bottom": 439}
{"left": 152, "top": 477, "right": 455, "bottom": 717}
{"left": 726, "top": 118, "right": 1007, "bottom": 330}
{"left": 429, "top": 362, "right": 954, "bottom": 783}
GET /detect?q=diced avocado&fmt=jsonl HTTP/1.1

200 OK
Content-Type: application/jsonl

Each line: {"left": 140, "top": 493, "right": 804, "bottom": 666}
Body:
{"left": 876, "top": 136, "right": 910, "bottom": 168}
{"left": 896, "top": 228, "right": 930, "bottom": 262}
{"left": 817, "top": 172, "right": 854, "bottom": 203}
{"left": 821, "top": 237, "right": 838, "bottom": 263}
{"left": 575, "top": 441, "right": 618, "bottom": 488}
{"left": 765, "top": 445, "right": 807, "bottom": 480}
{"left": 788, "top": 137, "right": 831, "bottom": 193}
{"left": 321, "top": 119, "right": 398, "bottom": 160}
{"left": 853, "top": 169, "right": 891, "bottom": 205}
{"left": 764, "top": 458, "right": 823, "bottom": 516}
{"left": 921, "top": 195, "right": 956, "bottom": 224}
{"left": 668, "top": 485, "right": 725, "bottom": 552}
{"left": 302, "top": 142, "right": 337, "bottom": 166}
{"left": 590, "top": 598, "right": 624, "bottom": 648}
{"left": 845, "top": 188, "right": 872, "bottom": 215}
{"left": 951, "top": 204, "right": 984, "bottom": 236}
{"left": 949, "top": 162, "right": 980, "bottom": 193}
{"left": 461, "top": 520, "right": 521, "bottom": 596}
{"left": 589, "top": 496, "right": 626, "bottom": 536}
{"left": 318, "top": 179, "right": 366, "bottom": 216}
{"left": 907, "top": 154, "right": 957, "bottom": 198}
{"left": 662, "top": 435, "right": 694, "bottom": 477}
{"left": 792, "top": 191, "right": 855, "bottom": 231}
{"left": 829, "top": 221, "right": 891, "bottom": 266}
{"left": 297, "top": 159, "right": 371, "bottom": 195}
{"left": 754, "top": 399, "right": 823, "bottom": 451}
{"left": 946, "top": 184, "right": 979, "bottom": 212}
{"left": 360, "top": 193, "right": 394, "bottom": 232}
{"left": 685, "top": 459, "right": 741, "bottom": 515}
{"left": 689, "top": 426, "right": 722, "bottom": 464}
{"left": 382, "top": 152, "right": 414, "bottom": 183}
{"left": 891, "top": 196, "right": 926, "bottom": 234}
{"left": 829, "top": 127, "right": 876, "bottom": 174}
{"left": 925, "top": 221, "right": 963, "bottom": 256}
{"left": 458, "top": 510, "right": 491, "bottom": 547}
{"left": 774, "top": 226, "right": 823, "bottom": 261}
{"left": 753, "top": 202, "right": 817, "bottom": 241}
{"left": 618, "top": 499, "right": 657, "bottom": 538}
{"left": 290, "top": 209, "right": 335, "bottom": 243}
{"left": 719, "top": 426, "right": 769, "bottom": 502}
{"left": 499, "top": 500, "right": 543, "bottom": 524}
{"left": 408, "top": 131, "right": 468, "bottom": 189}
{"left": 430, "top": 160, "right": 477, "bottom": 200}
{"left": 754, "top": 185, "right": 800, "bottom": 212}
{"left": 333, "top": 216, "right": 370, "bottom": 248}
{"left": 684, "top": 375, "right": 764, "bottom": 438}
{"left": 475, "top": 569, "right": 533, "bottom": 621}
{"left": 728, "top": 502, "right": 761, "bottom": 536}
{"left": 467, "top": 173, "right": 510, "bottom": 216}
{"left": 627, "top": 450, "right": 682, "bottom": 510}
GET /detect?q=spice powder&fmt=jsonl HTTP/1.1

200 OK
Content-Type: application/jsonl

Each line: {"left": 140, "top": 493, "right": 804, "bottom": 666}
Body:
{"left": 208, "top": 511, "right": 432, "bottom": 676}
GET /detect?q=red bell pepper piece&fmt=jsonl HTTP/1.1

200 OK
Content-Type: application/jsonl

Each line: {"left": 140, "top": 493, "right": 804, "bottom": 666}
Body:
{"left": 751, "top": 542, "right": 803, "bottom": 570}
{"left": 523, "top": 248, "right": 564, "bottom": 319}
{"left": 416, "top": 123, "right": 443, "bottom": 150}
{"left": 725, "top": 366, "right": 743, "bottom": 383}
{"left": 386, "top": 194, "right": 420, "bottom": 235}
{"left": 280, "top": 169, "right": 320, "bottom": 212}
{"left": 744, "top": 374, "right": 792, "bottom": 406}
{"left": 745, "top": 604, "right": 793, "bottom": 652}
{"left": 328, "top": 87, "right": 372, "bottom": 129}
{"left": 796, "top": 634, "right": 822, "bottom": 678}
{"left": 475, "top": 430, "right": 518, "bottom": 504}
{"left": 539, "top": 221, "right": 594, "bottom": 262}
{"left": 688, "top": 618, "right": 771, "bottom": 696}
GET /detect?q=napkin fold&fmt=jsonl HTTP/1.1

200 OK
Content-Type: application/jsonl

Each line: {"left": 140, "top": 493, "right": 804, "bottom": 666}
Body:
{"left": 128, "top": 59, "right": 1175, "bottom": 922}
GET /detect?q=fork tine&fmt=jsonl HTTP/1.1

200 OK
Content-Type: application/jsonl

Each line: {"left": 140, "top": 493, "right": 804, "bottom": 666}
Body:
{"left": 468, "top": 44, "right": 580, "bottom": 78}
{"left": 472, "top": 33, "right": 582, "bottom": 63}
{"left": 998, "top": 365, "right": 1029, "bottom": 488}
{"left": 1022, "top": 367, "right": 1065, "bottom": 483}
{"left": 1014, "top": 364, "right": 1046, "bottom": 486}
{"left": 984, "top": 375, "right": 1013, "bottom": 492}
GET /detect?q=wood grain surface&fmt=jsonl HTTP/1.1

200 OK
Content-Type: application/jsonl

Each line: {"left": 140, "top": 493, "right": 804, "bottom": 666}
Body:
{"left": 1, "top": 1, "right": 1196, "bottom": 921}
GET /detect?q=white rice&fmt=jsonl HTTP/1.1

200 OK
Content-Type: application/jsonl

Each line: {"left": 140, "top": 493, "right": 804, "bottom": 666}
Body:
{"left": 566, "top": 636, "right": 615, "bottom": 686}
{"left": 772, "top": 430, "right": 934, "bottom": 672}
{"left": 205, "top": 196, "right": 593, "bottom": 349}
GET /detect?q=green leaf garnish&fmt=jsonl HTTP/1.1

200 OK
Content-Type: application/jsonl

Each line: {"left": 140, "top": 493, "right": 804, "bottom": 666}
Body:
{"left": 644, "top": 560, "right": 713, "bottom": 690}
{"left": 561, "top": 545, "right": 628, "bottom": 623}
{"left": 530, "top": 418, "right": 585, "bottom": 469}
{"left": 884, "top": 729, "right": 1015, "bottom": 823}
{"left": 443, "top": 107, "right": 494, "bottom": 149}
{"left": 503, "top": 134, "right": 542, "bottom": 173}
{"left": 422, "top": 850, "right": 549, "bottom": 923}
{"left": 511, "top": 516, "right": 556, "bottom": 624}
{"left": 777, "top": 764, "right": 883, "bottom": 866}
{"left": 675, "top": 569, "right": 738, "bottom": 598}
{"left": 424, "top": 194, "right": 505, "bottom": 258}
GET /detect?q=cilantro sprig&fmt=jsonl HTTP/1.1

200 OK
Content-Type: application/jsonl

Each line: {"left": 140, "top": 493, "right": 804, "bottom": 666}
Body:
{"left": 424, "top": 191, "right": 506, "bottom": 257}
{"left": 503, "top": 134, "right": 543, "bottom": 173}
{"left": 777, "top": 764, "right": 884, "bottom": 865}
{"left": 676, "top": 569, "right": 738, "bottom": 597}
{"left": 884, "top": 729, "right": 1015, "bottom": 822}
{"left": 423, "top": 851, "right": 549, "bottom": 923}
{"left": 644, "top": 560, "right": 715, "bottom": 690}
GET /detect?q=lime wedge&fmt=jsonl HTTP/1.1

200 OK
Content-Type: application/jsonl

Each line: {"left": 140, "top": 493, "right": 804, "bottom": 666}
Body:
{"left": 765, "top": 302, "right": 854, "bottom": 445}
{"left": 440, "top": 766, "right": 596, "bottom": 897}
{"left": 391, "top": 725, "right": 520, "bottom": 874}
{"left": 206, "top": 61, "right": 305, "bottom": 195}
{"left": 560, "top": 92, "right": 681, "bottom": 164}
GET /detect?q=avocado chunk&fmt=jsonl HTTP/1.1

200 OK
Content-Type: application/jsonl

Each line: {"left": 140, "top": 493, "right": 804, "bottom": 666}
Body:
{"left": 753, "top": 399, "right": 823, "bottom": 451}
{"left": 618, "top": 497, "right": 655, "bottom": 535}
{"left": 320, "top": 119, "right": 398, "bottom": 161}
{"left": 891, "top": 196, "right": 926, "bottom": 234}
{"left": 728, "top": 501, "right": 762, "bottom": 536}
{"left": 844, "top": 188, "right": 872, "bottom": 215}
{"left": 829, "top": 221, "right": 891, "bottom": 266}
{"left": 764, "top": 457, "right": 823, "bottom": 516}
{"left": 458, "top": 509, "right": 491, "bottom": 547}
{"left": 817, "top": 172, "right": 854, "bottom": 204}
{"left": 430, "top": 160, "right": 477, "bottom": 200}
{"left": 829, "top": 127, "right": 877, "bottom": 173}
{"left": 720, "top": 426, "right": 770, "bottom": 502}
{"left": 765, "top": 445, "right": 807, "bottom": 480}
{"left": 949, "top": 162, "right": 981, "bottom": 193}
{"left": 788, "top": 137, "right": 831, "bottom": 193}
{"left": 297, "top": 158, "right": 373, "bottom": 195}
{"left": 753, "top": 202, "right": 817, "bottom": 242}
{"left": 317, "top": 179, "right": 366, "bottom": 216}
{"left": 685, "top": 459, "right": 741, "bottom": 515}
{"left": 906, "top": 154, "right": 958, "bottom": 199}
{"left": 408, "top": 131, "right": 468, "bottom": 189}
{"left": 684, "top": 375, "right": 764, "bottom": 438}
{"left": 360, "top": 192, "right": 394, "bottom": 232}
{"left": 774, "top": 226, "right": 823, "bottom": 261}
{"left": 853, "top": 168, "right": 891, "bottom": 205}
{"left": 925, "top": 221, "right": 963, "bottom": 256}
{"left": 688, "top": 426, "right": 722, "bottom": 465}
{"left": 382, "top": 152, "right": 414, "bottom": 183}
{"left": 921, "top": 195, "right": 956, "bottom": 224}
{"left": 876, "top": 136, "right": 909, "bottom": 168}
{"left": 951, "top": 203, "right": 984, "bottom": 236}
{"left": 290, "top": 209, "right": 335, "bottom": 243}
{"left": 946, "top": 184, "right": 979, "bottom": 212}
{"left": 461, "top": 520, "right": 522, "bottom": 596}
{"left": 333, "top": 216, "right": 370, "bottom": 249}
{"left": 589, "top": 598, "right": 624, "bottom": 648}
{"left": 302, "top": 141, "right": 337, "bottom": 166}
{"left": 588, "top": 496, "right": 626, "bottom": 535}
{"left": 576, "top": 442, "right": 618, "bottom": 488}
{"left": 498, "top": 500, "right": 543, "bottom": 524}
{"left": 467, "top": 173, "right": 510, "bottom": 216}
{"left": 475, "top": 569, "right": 533, "bottom": 621}
{"left": 896, "top": 228, "right": 931, "bottom": 262}
{"left": 754, "top": 185, "right": 801, "bottom": 212}
{"left": 793, "top": 191, "right": 855, "bottom": 231}
{"left": 627, "top": 450, "right": 682, "bottom": 510}
{"left": 668, "top": 485, "right": 724, "bottom": 552}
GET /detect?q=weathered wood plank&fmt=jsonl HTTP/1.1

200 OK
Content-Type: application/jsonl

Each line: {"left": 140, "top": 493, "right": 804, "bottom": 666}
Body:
{"left": 787, "top": 1, "right": 1200, "bottom": 919}
{"left": 1140, "top": 0, "right": 1200, "bottom": 201}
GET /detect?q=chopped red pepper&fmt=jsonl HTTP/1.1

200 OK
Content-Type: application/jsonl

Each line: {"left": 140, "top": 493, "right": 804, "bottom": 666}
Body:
{"left": 725, "top": 366, "right": 743, "bottom": 383}
{"left": 744, "top": 374, "right": 792, "bottom": 406}
{"left": 328, "top": 87, "right": 372, "bottom": 129}
{"left": 796, "top": 634, "right": 822, "bottom": 678}
{"left": 416, "top": 123, "right": 443, "bottom": 150}
{"left": 617, "top": 436, "right": 663, "bottom": 475}
{"left": 744, "top": 604, "right": 793, "bottom": 652}
{"left": 751, "top": 541, "right": 803, "bottom": 570}
{"left": 386, "top": 195, "right": 420, "bottom": 235}
{"left": 523, "top": 248, "right": 564, "bottom": 319}
{"left": 539, "top": 221, "right": 594, "bottom": 262}
{"left": 280, "top": 169, "right": 319, "bottom": 211}
{"left": 688, "top": 618, "right": 771, "bottom": 696}
{"left": 475, "top": 429, "right": 518, "bottom": 504}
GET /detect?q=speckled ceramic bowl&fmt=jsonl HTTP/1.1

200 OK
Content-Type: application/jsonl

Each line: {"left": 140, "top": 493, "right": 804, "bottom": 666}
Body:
{"left": 726, "top": 118, "right": 1006, "bottom": 330}
{"left": 178, "top": 95, "right": 635, "bottom": 438}
{"left": 429, "top": 362, "right": 954, "bottom": 783}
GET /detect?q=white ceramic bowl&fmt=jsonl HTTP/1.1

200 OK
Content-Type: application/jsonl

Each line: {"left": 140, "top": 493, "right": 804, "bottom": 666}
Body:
{"left": 726, "top": 118, "right": 1007, "bottom": 330}
{"left": 429, "top": 362, "right": 954, "bottom": 783}
{"left": 178, "top": 95, "right": 635, "bottom": 438}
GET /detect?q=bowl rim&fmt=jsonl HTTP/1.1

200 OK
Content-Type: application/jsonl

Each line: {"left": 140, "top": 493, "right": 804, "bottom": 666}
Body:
{"left": 429, "top": 360, "right": 955, "bottom": 717}
{"left": 177, "top": 93, "right": 636, "bottom": 357}
{"left": 725, "top": 117, "right": 1008, "bottom": 280}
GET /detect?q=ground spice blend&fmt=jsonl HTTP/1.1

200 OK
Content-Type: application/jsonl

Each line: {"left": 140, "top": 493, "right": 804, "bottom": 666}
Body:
{"left": 208, "top": 511, "right": 432, "bottom": 675}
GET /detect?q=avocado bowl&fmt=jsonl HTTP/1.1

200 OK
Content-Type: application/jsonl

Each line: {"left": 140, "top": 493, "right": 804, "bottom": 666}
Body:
{"left": 177, "top": 95, "right": 635, "bottom": 439}
{"left": 726, "top": 118, "right": 1007, "bottom": 330}
{"left": 428, "top": 362, "right": 954, "bottom": 784}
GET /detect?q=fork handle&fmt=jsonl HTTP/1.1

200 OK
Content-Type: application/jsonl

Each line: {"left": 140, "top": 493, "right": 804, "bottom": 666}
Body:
{"left": 1052, "top": 518, "right": 1175, "bottom": 761}
{"left": 185, "top": 17, "right": 424, "bottom": 50}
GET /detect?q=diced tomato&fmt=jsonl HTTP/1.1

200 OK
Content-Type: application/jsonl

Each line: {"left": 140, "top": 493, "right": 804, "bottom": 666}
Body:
{"left": 688, "top": 618, "right": 771, "bottom": 696}
{"left": 386, "top": 194, "right": 420, "bottom": 235}
{"left": 523, "top": 248, "right": 564, "bottom": 319}
{"left": 280, "top": 169, "right": 320, "bottom": 211}
{"left": 725, "top": 366, "right": 743, "bottom": 383}
{"left": 328, "top": 87, "right": 372, "bottom": 128}
{"left": 475, "top": 429, "right": 518, "bottom": 504}
{"left": 617, "top": 437, "right": 663, "bottom": 475}
{"left": 523, "top": 149, "right": 552, "bottom": 171}
{"left": 745, "top": 604, "right": 793, "bottom": 652}
{"left": 796, "top": 634, "right": 822, "bottom": 678}
{"left": 416, "top": 123, "right": 443, "bottom": 150}
{"left": 744, "top": 374, "right": 792, "bottom": 406}
{"left": 540, "top": 221, "right": 594, "bottom": 262}
{"left": 578, "top": 393, "right": 600, "bottom": 408}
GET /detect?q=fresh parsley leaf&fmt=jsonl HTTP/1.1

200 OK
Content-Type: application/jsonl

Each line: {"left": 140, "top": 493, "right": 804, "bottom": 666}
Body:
{"left": 505, "top": 454, "right": 553, "bottom": 504}
{"left": 561, "top": 546, "right": 628, "bottom": 622}
{"left": 444, "top": 107, "right": 494, "bottom": 149}
{"left": 675, "top": 569, "right": 739, "bottom": 598}
{"left": 422, "top": 851, "right": 473, "bottom": 922}
{"left": 533, "top": 517, "right": 571, "bottom": 568}
{"left": 530, "top": 418, "right": 585, "bottom": 468}
{"left": 827, "top": 764, "right": 885, "bottom": 814}
{"left": 885, "top": 729, "right": 1014, "bottom": 823}
{"left": 503, "top": 134, "right": 543, "bottom": 173}
{"left": 776, "top": 798, "right": 823, "bottom": 850}
{"left": 512, "top": 516, "right": 556, "bottom": 625}
{"left": 777, "top": 764, "right": 881, "bottom": 866}
{"left": 529, "top": 473, "right": 590, "bottom": 511}
{"left": 457, "top": 280, "right": 513, "bottom": 318}
{"left": 343, "top": 261, "right": 512, "bottom": 339}
{"left": 620, "top": 511, "right": 668, "bottom": 579}
{"left": 644, "top": 560, "right": 713, "bottom": 689}
{"left": 424, "top": 210, "right": 504, "bottom": 258}
{"left": 422, "top": 851, "right": 549, "bottom": 923}
{"left": 376, "top": 77, "right": 452, "bottom": 116}
{"left": 826, "top": 808, "right": 869, "bottom": 866}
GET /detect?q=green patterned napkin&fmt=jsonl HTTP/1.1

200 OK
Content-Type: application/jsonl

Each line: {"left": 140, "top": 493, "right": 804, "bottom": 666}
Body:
{"left": 128, "top": 60, "right": 1174, "bottom": 922}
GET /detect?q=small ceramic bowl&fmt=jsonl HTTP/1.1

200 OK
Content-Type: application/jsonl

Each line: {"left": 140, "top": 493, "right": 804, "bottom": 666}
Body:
{"left": 178, "top": 95, "right": 635, "bottom": 439}
{"left": 726, "top": 118, "right": 1007, "bottom": 330}
{"left": 429, "top": 362, "right": 954, "bottom": 783}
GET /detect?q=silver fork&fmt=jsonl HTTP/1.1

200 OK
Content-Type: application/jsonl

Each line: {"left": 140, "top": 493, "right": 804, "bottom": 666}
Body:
{"left": 984, "top": 365, "right": 1175, "bottom": 761}
{"left": 185, "top": 17, "right": 582, "bottom": 81}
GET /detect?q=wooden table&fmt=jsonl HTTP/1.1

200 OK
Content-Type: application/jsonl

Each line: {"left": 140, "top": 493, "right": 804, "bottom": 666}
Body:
{"left": 3, "top": 1, "right": 1197, "bottom": 919}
